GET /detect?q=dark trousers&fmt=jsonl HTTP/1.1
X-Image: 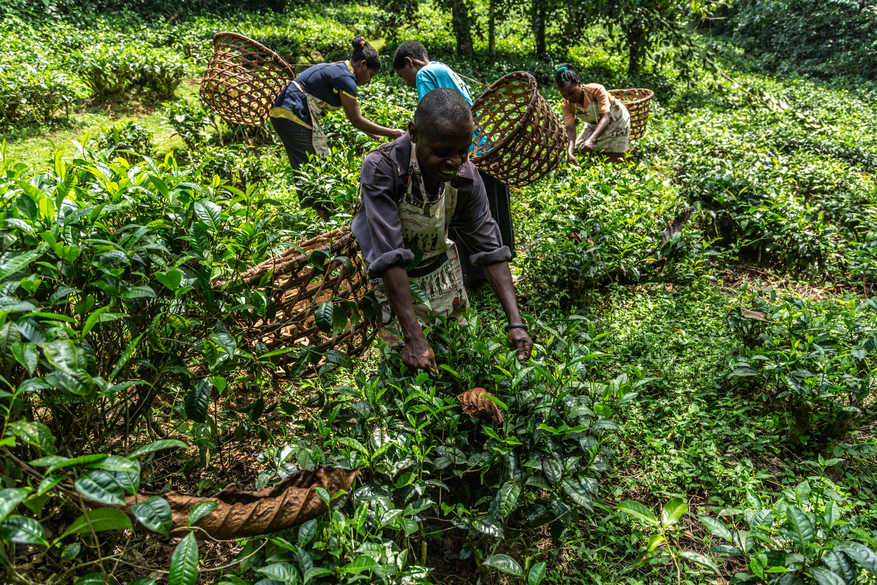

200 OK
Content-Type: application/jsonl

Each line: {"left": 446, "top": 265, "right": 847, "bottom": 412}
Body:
{"left": 270, "top": 116, "right": 323, "bottom": 211}
{"left": 450, "top": 170, "right": 515, "bottom": 288}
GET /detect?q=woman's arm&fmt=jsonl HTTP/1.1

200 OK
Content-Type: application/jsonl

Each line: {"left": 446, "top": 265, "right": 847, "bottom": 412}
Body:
{"left": 565, "top": 123, "right": 578, "bottom": 166}
{"left": 581, "top": 112, "right": 610, "bottom": 151}
{"left": 340, "top": 93, "right": 405, "bottom": 140}
{"left": 562, "top": 100, "right": 579, "bottom": 166}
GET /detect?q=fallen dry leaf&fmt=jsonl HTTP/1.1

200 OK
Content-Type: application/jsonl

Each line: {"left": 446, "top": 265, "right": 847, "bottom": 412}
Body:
{"left": 740, "top": 308, "right": 768, "bottom": 321}
{"left": 661, "top": 208, "right": 693, "bottom": 245}
{"left": 124, "top": 465, "right": 358, "bottom": 540}
{"left": 456, "top": 387, "right": 503, "bottom": 425}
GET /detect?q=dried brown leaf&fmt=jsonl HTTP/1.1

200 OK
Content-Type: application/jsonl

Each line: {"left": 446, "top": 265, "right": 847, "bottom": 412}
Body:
{"left": 740, "top": 308, "right": 767, "bottom": 321}
{"left": 661, "top": 208, "right": 693, "bottom": 245}
{"left": 124, "top": 465, "right": 358, "bottom": 540}
{"left": 456, "top": 387, "right": 503, "bottom": 425}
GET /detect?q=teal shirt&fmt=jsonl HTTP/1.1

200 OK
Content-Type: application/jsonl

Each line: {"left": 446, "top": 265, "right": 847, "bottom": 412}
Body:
{"left": 415, "top": 62, "right": 473, "bottom": 105}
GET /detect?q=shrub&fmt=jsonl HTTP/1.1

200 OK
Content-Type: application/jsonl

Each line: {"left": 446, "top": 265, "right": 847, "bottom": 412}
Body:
{"left": 75, "top": 42, "right": 185, "bottom": 99}
{"left": 698, "top": 473, "right": 877, "bottom": 584}
{"left": 519, "top": 164, "right": 704, "bottom": 304}
{"left": 161, "top": 99, "right": 215, "bottom": 149}
{"left": 0, "top": 139, "right": 295, "bottom": 455}
{"left": 97, "top": 118, "right": 155, "bottom": 160}
{"left": 76, "top": 44, "right": 137, "bottom": 96}
{"left": 0, "top": 60, "right": 85, "bottom": 125}
{"left": 728, "top": 292, "right": 877, "bottom": 445}
{"left": 136, "top": 48, "right": 186, "bottom": 98}
{"left": 240, "top": 312, "right": 638, "bottom": 581}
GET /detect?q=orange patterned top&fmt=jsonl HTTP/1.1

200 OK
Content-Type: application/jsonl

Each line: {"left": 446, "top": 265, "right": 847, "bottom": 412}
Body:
{"left": 561, "top": 83, "right": 617, "bottom": 126}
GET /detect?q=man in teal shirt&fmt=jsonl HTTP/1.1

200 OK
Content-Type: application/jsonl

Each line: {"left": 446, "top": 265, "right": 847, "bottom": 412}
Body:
{"left": 392, "top": 41, "right": 514, "bottom": 290}
{"left": 393, "top": 41, "right": 473, "bottom": 105}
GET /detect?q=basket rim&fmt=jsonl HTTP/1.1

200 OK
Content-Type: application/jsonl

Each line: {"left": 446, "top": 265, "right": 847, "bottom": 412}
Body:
{"left": 209, "top": 31, "right": 295, "bottom": 78}
{"left": 470, "top": 71, "right": 539, "bottom": 165}
{"left": 608, "top": 88, "right": 655, "bottom": 105}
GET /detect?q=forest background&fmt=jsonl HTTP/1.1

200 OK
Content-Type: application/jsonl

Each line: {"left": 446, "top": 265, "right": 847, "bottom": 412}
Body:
{"left": 1, "top": 0, "right": 877, "bottom": 583}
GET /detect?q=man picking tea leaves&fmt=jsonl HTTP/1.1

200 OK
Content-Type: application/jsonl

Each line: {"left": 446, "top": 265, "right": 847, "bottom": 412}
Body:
{"left": 351, "top": 89, "right": 532, "bottom": 371}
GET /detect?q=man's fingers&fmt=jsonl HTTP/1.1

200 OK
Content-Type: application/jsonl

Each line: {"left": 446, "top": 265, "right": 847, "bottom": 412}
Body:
{"left": 515, "top": 339, "right": 533, "bottom": 361}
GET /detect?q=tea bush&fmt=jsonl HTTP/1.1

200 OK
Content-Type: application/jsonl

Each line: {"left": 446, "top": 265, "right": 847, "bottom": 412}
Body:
{"left": 161, "top": 99, "right": 216, "bottom": 150}
{"left": 0, "top": 62, "right": 84, "bottom": 125}
{"left": 519, "top": 164, "right": 707, "bottom": 304}
{"left": 237, "top": 312, "right": 638, "bottom": 582}
{"left": 0, "top": 36, "right": 86, "bottom": 125}
{"left": 728, "top": 291, "right": 877, "bottom": 445}
{"left": 75, "top": 43, "right": 185, "bottom": 99}
{"left": 0, "top": 131, "right": 341, "bottom": 453}
{"left": 641, "top": 71, "right": 877, "bottom": 284}
{"left": 97, "top": 118, "right": 155, "bottom": 160}
{"left": 698, "top": 470, "right": 877, "bottom": 584}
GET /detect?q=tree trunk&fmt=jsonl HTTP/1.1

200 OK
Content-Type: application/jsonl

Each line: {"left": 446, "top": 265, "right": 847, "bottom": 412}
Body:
{"left": 451, "top": 0, "right": 474, "bottom": 55}
{"left": 532, "top": 0, "right": 547, "bottom": 56}
{"left": 626, "top": 25, "right": 645, "bottom": 75}
{"left": 489, "top": 0, "right": 496, "bottom": 56}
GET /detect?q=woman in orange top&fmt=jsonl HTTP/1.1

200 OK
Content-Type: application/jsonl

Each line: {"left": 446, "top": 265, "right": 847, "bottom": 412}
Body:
{"left": 556, "top": 63, "right": 631, "bottom": 165}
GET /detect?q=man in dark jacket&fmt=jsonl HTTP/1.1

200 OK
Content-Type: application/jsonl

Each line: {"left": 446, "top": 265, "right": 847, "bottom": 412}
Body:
{"left": 351, "top": 89, "right": 532, "bottom": 372}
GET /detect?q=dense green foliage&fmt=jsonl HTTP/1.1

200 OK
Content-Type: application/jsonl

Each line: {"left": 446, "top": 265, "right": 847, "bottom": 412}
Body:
{"left": 2, "top": 1, "right": 877, "bottom": 584}
{"left": 713, "top": 0, "right": 877, "bottom": 80}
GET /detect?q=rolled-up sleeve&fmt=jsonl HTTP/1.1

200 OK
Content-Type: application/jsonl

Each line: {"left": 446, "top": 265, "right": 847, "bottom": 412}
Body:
{"left": 350, "top": 154, "right": 415, "bottom": 278}
{"left": 451, "top": 167, "right": 512, "bottom": 266}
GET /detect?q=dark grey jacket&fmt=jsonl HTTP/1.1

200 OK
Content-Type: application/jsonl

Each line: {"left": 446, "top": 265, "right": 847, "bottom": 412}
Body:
{"left": 351, "top": 133, "right": 511, "bottom": 278}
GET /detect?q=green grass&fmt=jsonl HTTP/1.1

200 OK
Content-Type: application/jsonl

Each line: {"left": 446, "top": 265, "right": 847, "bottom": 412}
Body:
{"left": 3, "top": 72, "right": 202, "bottom": 166}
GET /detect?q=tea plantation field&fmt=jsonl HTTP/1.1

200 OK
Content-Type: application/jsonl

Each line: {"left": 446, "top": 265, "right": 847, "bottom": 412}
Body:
{"left": 1, "top": 1, "right": 876, "bottom": 584}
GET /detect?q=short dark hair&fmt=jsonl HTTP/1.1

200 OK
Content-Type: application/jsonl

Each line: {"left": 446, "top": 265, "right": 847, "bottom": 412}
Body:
{"left": 393, "top": 41, "right": 428, "bottom": 70}
{"left": 554, "top": 62, "right": 581, "bottom": 87}
{"left": 414, "top": 88, "right": 473, "bottom": 135}
{"left": 350, "top": 36, "right": 380, "bottom": 70}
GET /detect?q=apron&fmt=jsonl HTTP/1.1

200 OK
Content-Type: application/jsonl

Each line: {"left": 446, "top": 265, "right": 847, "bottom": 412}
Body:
{"left": 574, "top": 95, "right": 631, "bottom": 153}
{"left": 367, "top": 144, "right": 470, "bottom": 349}
{"left": 292, "top": 79, "right": 340, "bottom": 157}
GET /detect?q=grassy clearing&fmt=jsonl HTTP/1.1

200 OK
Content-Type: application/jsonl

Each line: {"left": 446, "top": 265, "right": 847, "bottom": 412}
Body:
{"left": 3, "top": 71, "right": 203, "bottom": 167}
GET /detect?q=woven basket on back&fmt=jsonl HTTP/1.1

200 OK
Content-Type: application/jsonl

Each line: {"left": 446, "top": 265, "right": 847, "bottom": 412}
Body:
{"left": 200, "top": 32, "right": 295, "bottom": 127}
{"left": 469, "top": 71, "right": 566, "bottom": 189}
{"left": 221, "top": 227, "right": 378, "bottom": 377}
{"left": 609, "top": 88, "right": 655, "bottom": 140}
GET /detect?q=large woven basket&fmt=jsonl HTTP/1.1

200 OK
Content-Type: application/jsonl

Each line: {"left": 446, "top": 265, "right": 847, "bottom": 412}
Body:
{"left": 609, "top": 88, "right": 654, "bottom": 140}
{"left": 200, "top": 32, "right": 295, "bottom": 127}
{"left": 221, "top": 227, "right": 378, "bottom": 377}
{"left": 469, "top": 71, "right": 566, "bottom": 189}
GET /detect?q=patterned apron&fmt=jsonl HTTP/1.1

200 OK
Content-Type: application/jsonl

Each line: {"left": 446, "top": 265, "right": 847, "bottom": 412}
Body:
{"left": 292, "top": 80, "right": 340, "bottom": 157}
{"left": 574, "top": 95, "right": 631, "bottom": 153}
{"left": 367, "top": 144, "right": 469, "bottom": 349}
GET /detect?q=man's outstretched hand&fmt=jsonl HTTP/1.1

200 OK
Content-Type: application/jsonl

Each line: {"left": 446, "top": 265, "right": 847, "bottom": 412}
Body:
{"left": 402, "top": 336, "right": 439, "bottom": 374}
{"left": 508, "top": 328, "right": 533, "bottom": 361}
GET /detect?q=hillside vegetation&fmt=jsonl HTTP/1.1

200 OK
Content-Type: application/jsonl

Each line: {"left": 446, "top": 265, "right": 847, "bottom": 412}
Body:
{"left": 1, "top": 1, "right": 876, "bottom": 584}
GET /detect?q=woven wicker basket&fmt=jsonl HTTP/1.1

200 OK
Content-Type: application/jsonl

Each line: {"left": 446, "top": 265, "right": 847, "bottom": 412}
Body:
{"left": 200, "top": 32, "right": 295, "bottom": 127}
{"left": 221, "top": 227, "right": 378, "bottom": 377}
{"left": 469, "top": 71, "right": 566, "bottom": 189}
{"left": 609, "top": 88, "right": 654, "bottom": 140}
